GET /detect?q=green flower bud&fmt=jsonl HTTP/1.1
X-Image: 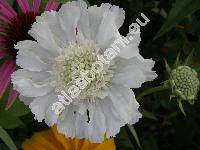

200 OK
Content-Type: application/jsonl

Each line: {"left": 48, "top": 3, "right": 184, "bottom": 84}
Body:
{"left": 164, "top": 51, "right": 200, "bottom": 115}
{"left": 170, "top": 65, "right": 199, "bottom": 104}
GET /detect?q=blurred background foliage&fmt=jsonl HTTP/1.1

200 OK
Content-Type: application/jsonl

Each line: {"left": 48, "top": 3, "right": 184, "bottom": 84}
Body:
{"left": 0, "top": 0, "right": 200, "bottom": 149}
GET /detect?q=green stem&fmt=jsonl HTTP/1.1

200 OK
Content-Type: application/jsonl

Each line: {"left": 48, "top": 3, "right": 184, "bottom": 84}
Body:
{"left": 136, "top": 85, "right": 170, "bottom": 101}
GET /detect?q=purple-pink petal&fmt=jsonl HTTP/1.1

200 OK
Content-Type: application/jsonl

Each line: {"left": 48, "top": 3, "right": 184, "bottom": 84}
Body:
{"left": 0, "top": 12, "right": 13, "bottom": 24}
{"left": 0, "top": 37, "right": 6, "bottom": 44}
{"left": 0, "top": 50, "right": 7, "bottom": 58}
{"left": 17, "top": 0, "right": 30, "bottom": 13}
{"left": 0, "top": 59, "right": 15, "bottom": 80}
{"left": 5, "top": 89, "right": 18, "bottom": 110}
{"left": 0, "top": 76, "right": 11, "bottom": 98}
{"left": 0, "top": 59, "right": 16, "bottom": 97}
{"left": 0, "top": 61, "right": 10, "bottom": 74}
{"left": 32, "top": 0, "right": 41, "bottom": 13}
{"left": 0, "top": 25, "right": 7, "bottom": 32}
{"left": 0, "top": 0, "right": 17, "bottom": 18}
{"left": 45, "top": 1, "right": 60, "bottom": 11}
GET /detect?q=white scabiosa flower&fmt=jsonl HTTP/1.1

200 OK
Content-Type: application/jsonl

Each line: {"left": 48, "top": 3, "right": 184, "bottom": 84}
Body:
{"left": 11, "top": 0, "right": 157, "bottom": 142}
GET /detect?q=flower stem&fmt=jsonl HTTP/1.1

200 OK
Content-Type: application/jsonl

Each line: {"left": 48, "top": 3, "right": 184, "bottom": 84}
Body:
{"left": 136, "top": 84, "right": 170, "bottom": 101}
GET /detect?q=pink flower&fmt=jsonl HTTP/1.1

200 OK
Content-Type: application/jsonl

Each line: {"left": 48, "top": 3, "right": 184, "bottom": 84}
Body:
{"left": 0, "top": 0, "right": 60, "bottom": 109}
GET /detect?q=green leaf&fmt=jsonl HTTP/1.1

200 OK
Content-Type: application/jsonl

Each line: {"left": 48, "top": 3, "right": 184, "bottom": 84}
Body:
{"left": 0, "top": 126, "right": 17, "bottom": 150}
{"left": 6, "top": 98, "right": 30, "bottom": 117}
{"left": 0, "top": 88, "right": 24, "bottom": 129}
{"left": 127, "top": 124, "right": 141, "bottom": 149}
{"left": 0, "top": 86, "right": 9, "bottom": 111}
{"left": 184, "top": 49, "right": 194, "bottom": 65}
{"left": 0, "top": 112, "right": 23, "bottom": 129}
{"left": 164, "top": 59, "right": 171, "bottom": 74}
{"left": 174, "top": 52, "right": 181, "bottom": 67}
{"left": 154, "top": 0, "right": 200, "bottom": 39}
{"left": 140, "top": 108, "right": 158, "bottom": 121}
{"left": 115, "top": 127, "right": 135, "bottom": 149}
{"left": 142, "top": 134, "right": 159, "bottom": 150}
{"left": 178, "top": 100, "right": 186, "bottom": 116}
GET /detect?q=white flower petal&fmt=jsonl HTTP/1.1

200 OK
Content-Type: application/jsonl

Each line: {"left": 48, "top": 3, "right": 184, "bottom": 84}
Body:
{"left": 108, "top": 84, "right": 142, "bottom": 124}
{"left": 113, "top": 55, "right": 157, "bottom": 88}
{"left": 12, "top": 70, "right": 53, "bottom": 97}
{"left": 117, "top": 31, "right": 141, "bottom": 59}
{"left": 57, "top": 106, "right": 76, "bottom": 138}
{"left": 34, "top": 11, "right": 69, "bottom": 49}
{"left": 87, "top": 3, "right": 125, "bottom": 49}
{"left": 29, "top": 93, "right": 57, "bottom": 122}
{"left": 45, "top": 107, "right": 59, "bottom": 126}
{"left": 58, "top": 1, "right": 81, "bottom": 43}
{"left": 100, "top": 98, "right": 124, "bottom": 138}
{"left": 19, "top": 95, "right": 33, "bottom": 105}
{"left": 75, "top": 112, "right": 89, "bottom": 139}
{"left": 76, "top": 0, "right": 91, "bottom": 41}
{"left": 15, "top": 40, "right": 54, "bottom": 71}
{"left": 86, "top": 104, "right": 106, "bottom": 142}
{"left": 28, "top": 11, "right": 64, "bottom": 54}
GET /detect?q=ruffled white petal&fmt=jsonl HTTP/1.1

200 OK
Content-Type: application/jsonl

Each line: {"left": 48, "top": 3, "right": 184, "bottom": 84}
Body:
{"left": 20, "top": 92, "right": 58, "bottom": 126}
{"left": 74, "top": 112, "right": 88, "bottom": 138}
{"left": 87, "top": 3, "right": 125, "bottom": 49}
{"left": 19, "top": 95, "right": 33, "bottom": 105}
{"left": 58, "top": 1, "right": 81, "bottom": 43}
{"left": 76, "top": 1, "right": 91, "bottom": 41}
{"left": 113, "top": 55, "right": 157, "bottom": 88}
{"left": 29, "top": 92, "right": 58, "bottom": 123}
{"left": 28, "top": 12, "right": 63, "bottom": 54}
{"left": 45, "top": 106, "right": 59, "bottom": 126}
{"left": 100, "top": 98, "right": 124, "bottom": 138}
{"left": 15, "top": 40, "right": 54, "bottom": 71}
{"left": 12, "top": 69, "right": 53, "bottom": 97}
{"left": 34, "top": 11, "right": 69, "bottom": 50}
{"left": 88, "top": 105, "right": 106, "bottom": 142}
{"left": 117, "top": 30, "right": 141, "bottom": 59}
{"left": 56, "top": 84, "right": 141, "bottom": 143}
{"left": 108, "top": 84, "right": 142, "bottom": 123}
{"left": 57, "top": 106, "right": 76, "bottom": 138}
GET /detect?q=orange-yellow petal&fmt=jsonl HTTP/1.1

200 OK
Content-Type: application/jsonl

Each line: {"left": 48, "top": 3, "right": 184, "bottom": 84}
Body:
{"left": 22, "top": 126, "right": 116, "bottom": 150}
{"left": 22, "top": 128, "right": 65, "bottom": 150}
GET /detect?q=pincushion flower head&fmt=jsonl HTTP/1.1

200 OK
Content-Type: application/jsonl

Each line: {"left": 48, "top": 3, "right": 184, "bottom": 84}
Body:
{"left": 0, "top": 0, "right": 60, "bottom": 109}
{"left": 165, "top": 52, "right": 200, "bottom": 115}
{"left": 12, "top": 0, "right": 157, "bottom": 142}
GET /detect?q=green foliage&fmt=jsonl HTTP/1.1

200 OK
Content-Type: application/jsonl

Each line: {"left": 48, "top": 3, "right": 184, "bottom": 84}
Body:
{"left": 140, "top": 108, "right": 158, "bottom": 121}
{"left": 154, "top": 0, "right": 200, "bottom": 39}
{"left": 7, "top": 99, "right": 30, "bottom": 117}
{"left": 0, "top": 89, "right": 29, "bottom": 129}
{"left": 0, "top": 126, "right": 17, "bottom": 150}
{"left": 0, "top": 112, "right": 23, "bottom": 129}
{"left": 127, "top": 125, "right": 141, "bottom": 149}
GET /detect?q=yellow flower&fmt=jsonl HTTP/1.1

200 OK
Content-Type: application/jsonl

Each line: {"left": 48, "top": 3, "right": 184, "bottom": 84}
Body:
{"left": 22, "top": 126, "right": 116, "bottom": 150}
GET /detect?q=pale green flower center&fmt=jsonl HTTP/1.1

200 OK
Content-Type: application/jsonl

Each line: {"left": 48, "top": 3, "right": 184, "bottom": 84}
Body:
{"left": 53, "top": 42, "right": 111, "bottom": 101}
{"left": 170, "top": 65, "right": 199, "bottom": 103}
